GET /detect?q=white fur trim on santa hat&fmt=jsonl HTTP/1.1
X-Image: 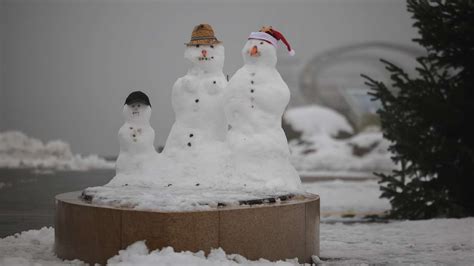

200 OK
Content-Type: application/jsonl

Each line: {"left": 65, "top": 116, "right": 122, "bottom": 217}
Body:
{"left": 248, "top": 32, "right": 278, "bottom": 47}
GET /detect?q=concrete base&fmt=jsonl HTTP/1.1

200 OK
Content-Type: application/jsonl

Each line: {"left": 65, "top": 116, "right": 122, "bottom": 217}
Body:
{"left": 55, "top": 191, "right": 320, "bottom": 265}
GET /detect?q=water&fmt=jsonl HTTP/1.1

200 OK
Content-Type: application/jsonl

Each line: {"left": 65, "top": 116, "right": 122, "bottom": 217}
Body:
{"left": 0, "top": 168, "right": 114, "bottom": 237}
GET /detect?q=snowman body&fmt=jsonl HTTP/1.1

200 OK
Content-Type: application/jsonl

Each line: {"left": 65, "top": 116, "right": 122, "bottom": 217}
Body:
{"left": 161, "top": 44, "right": 228, "bottom": 186}
{"left": 224, "top": 39, "right": 301, "bottom": 192}
{"left": 165, "top": 72, "right": 227, "bottom": 150}
{"left": 108, "top": 104, "right": 158, "bottom": 186}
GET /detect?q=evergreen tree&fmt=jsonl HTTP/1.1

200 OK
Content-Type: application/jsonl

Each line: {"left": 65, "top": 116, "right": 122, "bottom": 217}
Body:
{"left": 362, "top": 0, "right": 474, "bottom": 219}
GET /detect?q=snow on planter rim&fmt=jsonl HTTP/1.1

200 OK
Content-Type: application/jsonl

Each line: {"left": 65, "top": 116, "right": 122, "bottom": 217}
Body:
{"left": 82, "top": 185, "right": 306, "bottom": 212}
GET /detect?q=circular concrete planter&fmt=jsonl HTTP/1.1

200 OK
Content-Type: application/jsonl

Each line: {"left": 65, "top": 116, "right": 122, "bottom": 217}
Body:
{"left": 55, "top": 191, "right": 320, "bottom": 265}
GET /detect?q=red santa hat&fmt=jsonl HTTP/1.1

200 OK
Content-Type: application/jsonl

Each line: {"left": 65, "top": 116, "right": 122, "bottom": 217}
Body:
{"left": 248, "top": 26, "right": 295, "bottom": 56}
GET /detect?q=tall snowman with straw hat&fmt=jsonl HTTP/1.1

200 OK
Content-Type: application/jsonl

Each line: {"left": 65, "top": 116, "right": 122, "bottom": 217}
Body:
{"left": 161, "top": 24, "right": 228, "bottom": 187}
{"left": 223, "top": 26, "right": 302, "bottom": 192}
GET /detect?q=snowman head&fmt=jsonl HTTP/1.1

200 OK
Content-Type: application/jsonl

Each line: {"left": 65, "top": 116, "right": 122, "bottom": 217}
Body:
{"left": 243, "top": 26, "right": 295, "bottom": 67}
{"left": 184, "top": 24, "right": 224, "bottom": 73}
{"left": 242, "top": 39, "right": 277, "bottom": 67}
{"left": 123, "top": 91, "right": 152, "bottom": 124}
{"left": 184, "top": 43, "right": 225, "bottom": 72}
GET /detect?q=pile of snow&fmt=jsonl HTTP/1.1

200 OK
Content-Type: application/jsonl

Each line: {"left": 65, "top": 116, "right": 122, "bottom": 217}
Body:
{"left": 108, "top": 242, "right": 296, "bottom": 266}
{"left": 284, "top": 105, "right": 353, "bottom": 138}
{"left": 0, "top": 131, "right": 114, "bottom": 171}
{"left": 2, "top": 218, "right": 473, "bottom": 265}
{"left": 289, "top": 129, "right": 396, "bottom": 173}
{"left": 0, "top": 227, "right": 84, "bottom": 266}
{"left": 284, "top": 105, "right": 396, "bottom": 174}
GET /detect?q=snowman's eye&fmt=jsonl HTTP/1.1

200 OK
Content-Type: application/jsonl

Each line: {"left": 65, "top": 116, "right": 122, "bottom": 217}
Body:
{"left": 210, "top": 45, "right": 214, "bottom": 48}
{"left": 137, "top": 104, "right": 141, "bottom": 107}
{"left": 196, "top": 45, "right": 200, "bottom": 48}
{"left": 260, "top": 42, "right": 264, "bottom": 45}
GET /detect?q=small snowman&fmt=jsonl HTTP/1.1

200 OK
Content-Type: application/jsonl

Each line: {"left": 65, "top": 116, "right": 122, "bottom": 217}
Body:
{"left": 160, "top": 24, "right": 228, "bottom": 187}
{"left": 224, "top": 26, "right": 302, "bottom": 192}
{"left": 108, "top": 91, "right": 158, "bottom": 186}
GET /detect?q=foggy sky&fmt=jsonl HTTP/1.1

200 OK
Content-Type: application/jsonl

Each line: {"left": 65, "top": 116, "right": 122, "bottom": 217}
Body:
{"left": 0, "top": 0, "right": 417, "bottom": 156}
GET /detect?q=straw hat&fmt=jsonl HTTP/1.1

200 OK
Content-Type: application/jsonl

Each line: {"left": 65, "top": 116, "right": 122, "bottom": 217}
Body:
{"left": 185, "top": 24, "right": 222, "bottom": 46}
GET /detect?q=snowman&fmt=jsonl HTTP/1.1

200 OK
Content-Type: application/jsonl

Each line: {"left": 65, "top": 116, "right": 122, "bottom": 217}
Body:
{"left": 224, "top": 26, "right": 302, "bottom": 192}
{"left": 161, "top": 24, "right": 228, "bottom": 187}
{"left": 107, "top": 91, "right": 158, "bottom": 186}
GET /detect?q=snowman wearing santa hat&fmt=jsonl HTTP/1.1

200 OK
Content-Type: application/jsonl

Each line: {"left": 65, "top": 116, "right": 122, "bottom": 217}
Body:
{"left": 223, "top": 26, "right": 302, "bottom": 192}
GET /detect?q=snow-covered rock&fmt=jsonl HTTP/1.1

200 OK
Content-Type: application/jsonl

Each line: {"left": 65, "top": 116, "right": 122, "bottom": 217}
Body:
{"left": 0, "top": 131, "right": 114, "bottom": 171}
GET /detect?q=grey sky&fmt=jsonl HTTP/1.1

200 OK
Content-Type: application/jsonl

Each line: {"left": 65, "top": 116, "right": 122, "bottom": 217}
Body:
{"left": 0, "top": 0, "right": 418, "bottom": 156}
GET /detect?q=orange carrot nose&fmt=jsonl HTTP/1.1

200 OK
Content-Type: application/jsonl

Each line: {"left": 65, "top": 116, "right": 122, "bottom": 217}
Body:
{"left": 202, "top": 50, "right": 207, "bottom": 57}
{"left": 250, "top": 45, "right": 259, "bottom": 57}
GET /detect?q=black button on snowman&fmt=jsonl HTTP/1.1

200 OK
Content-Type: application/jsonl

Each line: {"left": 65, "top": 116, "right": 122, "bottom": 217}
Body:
{"left": 249, "top": 78, "right": 256, "bottom": 108}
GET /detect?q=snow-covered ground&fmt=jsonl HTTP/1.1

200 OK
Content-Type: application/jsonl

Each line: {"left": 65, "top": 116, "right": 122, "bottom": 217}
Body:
{"left": 1, "top": 218, "right": 473, "bottom": 265}
{"left": 305, "top": 180, "right": 390, "bottom": 219}
{"left": 284, "top": 105, "right": 396, "bottom": 174}
{"left": 0, "top": 131, "right": 114, "bottom": 171}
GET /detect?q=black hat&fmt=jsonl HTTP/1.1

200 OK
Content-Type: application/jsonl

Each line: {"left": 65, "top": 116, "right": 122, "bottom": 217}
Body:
{"left": 124, "top": 91, "right": 151, "bottom": 107}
